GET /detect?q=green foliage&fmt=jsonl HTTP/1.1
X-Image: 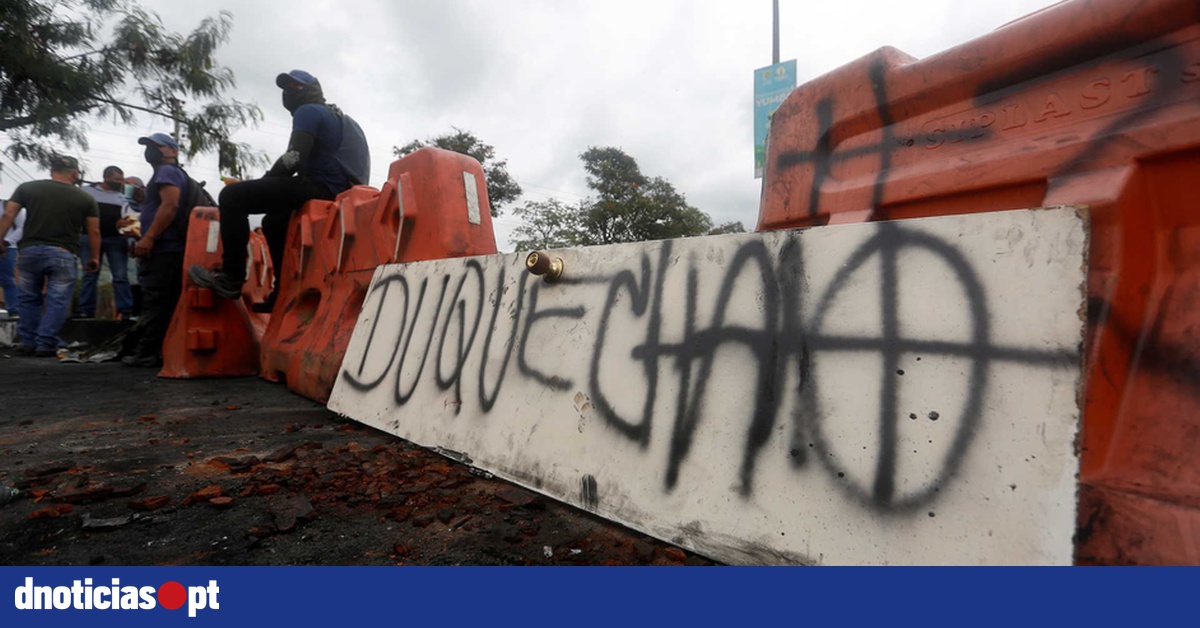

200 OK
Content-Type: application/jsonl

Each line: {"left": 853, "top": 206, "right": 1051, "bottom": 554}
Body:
{"left": 394, "top": 127, "right": 521, "bottom": 217}
{"left": 510, "top": 199, "right": 585, "bottom": 251}
{"left": 0, "top": 0, "right": 263, "bottom": 176}
{"left": 577, "top": 146, "right": 712, "bottom": 245}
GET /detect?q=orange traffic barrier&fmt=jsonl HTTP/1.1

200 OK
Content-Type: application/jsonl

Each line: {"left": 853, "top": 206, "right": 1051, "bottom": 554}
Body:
{"left": 243, "top": 228, "right": 274, "bottom": 338}
{"left": 159, "top": 207, "right": 263, "bottom": 379}
{"left": 758, "top": 0, "right": 1200, "bottom": 564}
{"left": 259, "top": 146, "right": 498, "bottom": 402}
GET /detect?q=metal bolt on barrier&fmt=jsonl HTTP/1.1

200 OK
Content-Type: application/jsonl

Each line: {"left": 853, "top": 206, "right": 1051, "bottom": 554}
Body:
{"left": 525, "top": 251, "right": 564, "bottom": 283}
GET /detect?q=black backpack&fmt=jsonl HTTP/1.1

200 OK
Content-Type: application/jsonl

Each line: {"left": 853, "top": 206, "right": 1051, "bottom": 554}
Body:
{"left": 166, "top": 166, "right": 215, "bottom": 240}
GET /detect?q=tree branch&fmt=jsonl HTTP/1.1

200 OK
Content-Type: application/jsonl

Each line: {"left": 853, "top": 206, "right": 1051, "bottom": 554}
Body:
{"left": 0, "top": 103, "right": 97, "bottom": 131}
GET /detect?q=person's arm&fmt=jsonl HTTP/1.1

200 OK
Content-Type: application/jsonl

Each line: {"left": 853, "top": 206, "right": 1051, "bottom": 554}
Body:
{"left": 133, "top": 185, "right": 180, "bottom": 258}
{"left": 265, "top": 130, "right": 315, "bottom": 178}
{"left": 85, "top": 216, "right": 101, "bottom": 272}
{"left": 0, "top": 200, "right": 21, "bottom": 258}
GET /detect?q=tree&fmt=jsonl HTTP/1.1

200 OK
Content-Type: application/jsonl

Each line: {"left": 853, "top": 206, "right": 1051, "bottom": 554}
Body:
{"left": 708, "top": 221, "right": 747, "bottom": 235}
{"left": 1, "top": 0, "right": 263, "bottom": 176}
{"left": 577, "top": 146, "right": 712, "bottom": 245}
{"left": 510, "top": 199, "right": 585, "bottom": 251}
{"left": 394, "top": 127, "right": 521, "bottom": 217}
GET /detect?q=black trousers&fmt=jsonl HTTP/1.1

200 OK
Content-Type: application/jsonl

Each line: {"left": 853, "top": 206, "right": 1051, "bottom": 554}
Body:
{"left": 218, "top": 177, "right": 334, "bottom": 287}
{"left": 134, "top": 251, "right": 183, "bottom": 359}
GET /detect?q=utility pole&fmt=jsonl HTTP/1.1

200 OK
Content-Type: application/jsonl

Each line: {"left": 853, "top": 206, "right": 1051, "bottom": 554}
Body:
{"left": 773, "top": 0, "right": 780, "bottom": 64}
{"left": 170, "top": 98, "right": 183, "bottom": 145}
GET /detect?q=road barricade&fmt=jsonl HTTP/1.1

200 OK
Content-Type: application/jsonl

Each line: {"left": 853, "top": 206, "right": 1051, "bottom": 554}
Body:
{"left": 159, "top": 207, "right": 262, "bottom": 379}
{"left": 758, "top": 0, "right": 1200, "bottom": 564}
{"left": 260, "top": 147, "right": 498, "bottom": 402}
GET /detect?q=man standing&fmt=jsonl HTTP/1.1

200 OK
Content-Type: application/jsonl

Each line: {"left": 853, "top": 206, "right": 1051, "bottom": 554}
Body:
{"left": 0, "top": 156, "right": 100, "bottom": 357}
{"left": 189, "top": 69, "right": 370, "bottom": 312}
{"left": 123, "top": 133, "right": 186, "bottom": 367}
{"left": 0, "top": 206, "right": 24, "bottom": 316}
{"left": 77, "top": 165, "right": 134, "bottom": 319}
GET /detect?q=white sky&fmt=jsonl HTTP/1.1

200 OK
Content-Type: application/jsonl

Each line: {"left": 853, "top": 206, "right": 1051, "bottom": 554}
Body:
{"left": 2, "top": 0, "right": 1063, "bottom": 251}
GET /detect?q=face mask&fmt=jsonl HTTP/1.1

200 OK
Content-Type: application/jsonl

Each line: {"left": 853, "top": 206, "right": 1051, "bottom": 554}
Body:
{"left": 123, "top": 183, "right": 137, "bottom": 199}
{"left": 282, "top": 89, "right": 302, "bottom": 113}
{"left": 144, "top": 145, "right": 163, "bottom": 166}
{"left": 106, "top": 179, "right": 123, "bottom": 191}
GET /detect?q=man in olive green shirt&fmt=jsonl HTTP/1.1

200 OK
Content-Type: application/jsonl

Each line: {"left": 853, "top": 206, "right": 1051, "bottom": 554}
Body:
{"left": 0, "top": 155, "right": 100, "bottom": 356}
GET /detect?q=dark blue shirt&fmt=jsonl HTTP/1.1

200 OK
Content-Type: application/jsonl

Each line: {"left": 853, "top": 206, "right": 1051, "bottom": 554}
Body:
{"left": 293, "top": 103, "right": 350, "bottom": 195}
{"left": 141, "top": 164, "right": 188, "bottom": 253}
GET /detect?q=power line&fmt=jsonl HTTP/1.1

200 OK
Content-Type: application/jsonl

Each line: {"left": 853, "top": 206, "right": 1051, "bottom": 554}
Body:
{"left": 0, "top": 154, "right": 37, "bottom": 185}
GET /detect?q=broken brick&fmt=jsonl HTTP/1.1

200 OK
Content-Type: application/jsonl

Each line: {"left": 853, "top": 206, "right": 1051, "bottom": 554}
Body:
{"left": 22, "top": 461, "right": 75, "bottom": 478}
{"left": 128, "top": 496, "right": 171, "bottom": 511}
{"left": 663, "top": 547, "right": 687, "bottom": 563}
{"left": 28, "top": 504, "right": 74, "bottom": 519}
{"left": 264, "top": 441, "right": 322, "bottom": 463}
{"left": 209, "top": 497, "right": 235, "bottom": 509}
{"left": 495, "top": 486, "right": 537, "bottom": 507}
{"left": 53, "top": 485, "right": 114, "bottom": 505}
{"left": 210, "top": 456, "right": 260, "bottom": 473}
{"left": 269, "top": 495, "right": 315, "bottom": 533}
{"left": 247, "top": 525, "right": 275, "bottom": 539}
{"left": 183, "top": 485, "right": 223, "bottom": 506}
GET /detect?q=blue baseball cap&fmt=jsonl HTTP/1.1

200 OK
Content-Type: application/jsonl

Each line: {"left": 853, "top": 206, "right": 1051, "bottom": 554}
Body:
{"left": 138, "top": 132, "right": 179, "bottom": 151}
{"left": 276, "top": 70, "right": 319, "bottom": 88}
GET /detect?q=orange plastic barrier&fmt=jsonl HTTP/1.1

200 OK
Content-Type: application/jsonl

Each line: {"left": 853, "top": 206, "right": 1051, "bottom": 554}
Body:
{"left": 243, "top": 228, "right": 274, "bottom": 338}
{"left": 758, "top": 0, "right": 1200, "bottom": 564}
{"left": 159, "top": 207, "right": 263, "bottom": 379}
{"left": 259, "top": 146, "right": 498, "bottom": 402}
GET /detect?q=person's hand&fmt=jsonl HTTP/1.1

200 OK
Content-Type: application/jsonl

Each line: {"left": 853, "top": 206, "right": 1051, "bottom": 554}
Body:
{"left": 86, "top": 257, "right": 100, "bottom": 273}
{"left": 116, "top": 215, "right": 136, "bottom": 229}
{"left": 133, "top": 235, "right": 155, "bottom": 258}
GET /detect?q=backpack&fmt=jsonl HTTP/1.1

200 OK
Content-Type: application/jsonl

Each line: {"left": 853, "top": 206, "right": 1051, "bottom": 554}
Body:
{"left": 164, "top": 165, "right": 215, "bottom": 241}
{"left": 326, "top": 104, "right": 371, "bottom": 187}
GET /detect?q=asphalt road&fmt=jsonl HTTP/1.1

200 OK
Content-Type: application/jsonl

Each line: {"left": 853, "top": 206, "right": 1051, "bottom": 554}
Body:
{"left": 0, "top": 352, "right": 708, "bottom": 566}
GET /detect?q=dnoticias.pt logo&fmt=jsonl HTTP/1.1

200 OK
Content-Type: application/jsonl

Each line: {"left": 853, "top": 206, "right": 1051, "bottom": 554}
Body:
{"left": 14, "top": 577, "right": 219, "bottom": 617}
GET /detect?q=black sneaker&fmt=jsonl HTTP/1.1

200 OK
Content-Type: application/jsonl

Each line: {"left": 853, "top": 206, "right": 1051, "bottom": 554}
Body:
{"left": 12, "top": 345, "right": 35, "bottom": 357}
{"left": 188, "top": 265, "right": 244, "bottom": 300}
{"left": 250, "top": 291, "right": 278, "bottom": 314}
{"left": 33, "top": 348, "right": 58, "bottom": 358}
{"left": 121, "top": 354, "right": 161, "bottom": 368}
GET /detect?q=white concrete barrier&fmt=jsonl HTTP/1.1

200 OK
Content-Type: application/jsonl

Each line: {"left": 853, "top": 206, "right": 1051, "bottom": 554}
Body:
{"left": 0, "top": 319, "right": 15, "bottom": 348}
{"left": 329, "top": 207, "right": 1088, "bottom": 565}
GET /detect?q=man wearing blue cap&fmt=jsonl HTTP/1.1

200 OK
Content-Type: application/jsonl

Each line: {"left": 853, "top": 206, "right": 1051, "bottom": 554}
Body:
{"left": 189, "top": 69, "right": 370, "bottom": 312}
{"left": 123, "top": 132, "right": 187, "bottom": 367}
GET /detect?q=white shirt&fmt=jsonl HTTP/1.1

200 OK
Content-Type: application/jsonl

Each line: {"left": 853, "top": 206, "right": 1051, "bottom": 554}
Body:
{"left": 3, "top": 209, "right": 24, "bottom": 247}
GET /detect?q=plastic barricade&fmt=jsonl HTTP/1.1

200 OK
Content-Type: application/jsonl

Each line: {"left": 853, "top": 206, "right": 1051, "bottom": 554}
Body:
{"left": 260, "top": 146, "right": 498, "bottom": 402}
{"left": 758, "top": 0, "right": 1200, "bottom": 564}
{"left": 243, "top": 228, "right": 274, "bottom": 337}
{"left": 159, "top": 207, "right": 262, "bottom": 379}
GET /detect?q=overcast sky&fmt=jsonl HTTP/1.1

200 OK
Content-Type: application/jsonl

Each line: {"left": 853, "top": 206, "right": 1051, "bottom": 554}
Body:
{"left": 2, "top": 0, "right": 1063, "bottom": 251}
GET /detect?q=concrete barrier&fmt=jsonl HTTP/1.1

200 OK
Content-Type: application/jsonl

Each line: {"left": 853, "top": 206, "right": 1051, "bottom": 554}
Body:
{"left": 328, "top": 207, "right": 1088, "bottom": 565}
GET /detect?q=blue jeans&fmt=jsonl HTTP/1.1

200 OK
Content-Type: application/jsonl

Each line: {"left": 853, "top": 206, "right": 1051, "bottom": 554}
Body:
{"left": 78, "top": 235, "right": 133, "bottom": 316}
{"left": 0, "top": 246, "right": 19, "bottom": 309}
{"left": 17, "top": 245, "right": 78, "bottom": 351}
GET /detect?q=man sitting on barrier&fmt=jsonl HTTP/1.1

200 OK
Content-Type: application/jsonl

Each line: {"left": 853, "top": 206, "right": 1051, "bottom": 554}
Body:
{"left": 189, "top": 69, "right": 370, "bottom": 312}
